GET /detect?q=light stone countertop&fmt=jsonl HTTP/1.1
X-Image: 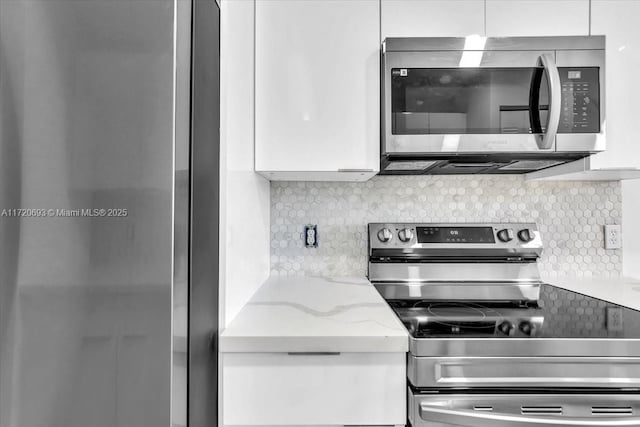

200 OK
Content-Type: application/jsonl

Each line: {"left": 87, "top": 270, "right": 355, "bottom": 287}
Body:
{"left": 220, "top": 276, "right": 408, "bottom": 353}
{"left": 543, "top": 275, "right": 640, "bottom": 311}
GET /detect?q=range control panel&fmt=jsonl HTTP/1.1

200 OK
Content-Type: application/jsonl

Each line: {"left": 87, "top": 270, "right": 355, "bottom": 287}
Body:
{"left": 417, "top": 226, "right": 496, "bottom": 244}
{"left": 369, "top": 223, "right": 542, "bottom": 251}
{"left": 558, "top": 67, "right": 600, "bottom": 134}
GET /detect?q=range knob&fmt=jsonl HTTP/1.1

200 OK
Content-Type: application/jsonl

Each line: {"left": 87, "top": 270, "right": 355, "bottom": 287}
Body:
{"left": 498, "top": 321, "right": 515, "bottom": 336}
{"left": 517, "top": 228, "right": 534, "bottom": 243}
{"left": 497, "top": 228, "right": 515, "bottom": 243}
{"left": 519, "top": 320, "right": 536, "bottom": 336}
{"left": 398, "top": 228, "right": 414, "bottom": 243}
{"left": 377, "top": 228, "right": 393, "bottom": 243}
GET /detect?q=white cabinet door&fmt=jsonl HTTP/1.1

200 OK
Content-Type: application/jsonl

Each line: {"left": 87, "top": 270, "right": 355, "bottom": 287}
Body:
{"left": 223, "top": 352, "right": 406, "bottom": 426}
{"left": 486, "top": 0, "right": 589, "bottom": 36}
{"left": 382, "top": 0, "right": 485, "bottom": 39}
{"left": 255, "top": 0, "right": 379, "bottom": 181}
{"left": 590, "top": 0, "right": 640, "bottom": 170}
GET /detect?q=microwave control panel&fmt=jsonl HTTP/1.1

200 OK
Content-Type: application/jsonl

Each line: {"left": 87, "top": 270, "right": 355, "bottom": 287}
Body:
{"left": 557, "top": 67, "right": 600, "bottom": 133}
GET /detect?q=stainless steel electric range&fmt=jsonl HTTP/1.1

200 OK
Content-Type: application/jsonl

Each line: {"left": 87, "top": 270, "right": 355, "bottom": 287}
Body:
{"left": 368, "top": 222, "right": 640, "bottom": 427}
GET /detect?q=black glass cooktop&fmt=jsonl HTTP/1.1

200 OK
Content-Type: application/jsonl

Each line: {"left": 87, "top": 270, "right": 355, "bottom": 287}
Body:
{"left": 388, "top": 284, "right": 640, "bottom": 339}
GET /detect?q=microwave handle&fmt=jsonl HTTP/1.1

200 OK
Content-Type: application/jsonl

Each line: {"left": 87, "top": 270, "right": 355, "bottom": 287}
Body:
{"left": 535, "top": 53, "right": 562, "bottom": 150}
{"left": 420, "top": 404, "right": 640, "bottom": 427}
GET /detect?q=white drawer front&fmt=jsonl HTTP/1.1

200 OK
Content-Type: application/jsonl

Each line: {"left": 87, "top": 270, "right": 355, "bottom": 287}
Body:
{"left": 223, "top": 352, "right": 406, "bottom": 426}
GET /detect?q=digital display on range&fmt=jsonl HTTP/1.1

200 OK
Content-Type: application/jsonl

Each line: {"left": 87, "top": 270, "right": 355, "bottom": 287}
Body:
{"left": 416, "top": 227, "right": 495, "bottom": 244}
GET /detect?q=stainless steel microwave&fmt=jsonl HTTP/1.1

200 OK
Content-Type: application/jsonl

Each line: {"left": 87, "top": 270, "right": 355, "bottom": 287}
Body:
{"left": 381, "top": 36, "right": 605, "bottom": 174}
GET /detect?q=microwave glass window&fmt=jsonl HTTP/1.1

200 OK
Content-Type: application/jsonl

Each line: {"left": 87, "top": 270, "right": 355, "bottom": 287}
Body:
{"left": 391, "top": 67, "right": 550, "bottom": 135}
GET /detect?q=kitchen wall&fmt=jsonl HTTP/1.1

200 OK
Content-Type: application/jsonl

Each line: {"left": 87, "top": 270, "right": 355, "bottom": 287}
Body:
{"left": 271, "top": 176, "right": 622, "bottom": 279}
{"left": 220, "top": 0, "right": 270, "bottom": 328}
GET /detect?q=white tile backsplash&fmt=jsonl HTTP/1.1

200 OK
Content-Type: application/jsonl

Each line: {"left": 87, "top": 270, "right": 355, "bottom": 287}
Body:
{"left": 270, "top": 176, "right": 622, "bottom": 279}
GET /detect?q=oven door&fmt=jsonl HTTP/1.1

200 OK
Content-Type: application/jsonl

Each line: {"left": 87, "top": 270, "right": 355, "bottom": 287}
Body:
{"left": 411, "top": 393, "right": 640, "bottom": 427}
{"left": 383, "top": 49, "right": 603, "bottom": 156}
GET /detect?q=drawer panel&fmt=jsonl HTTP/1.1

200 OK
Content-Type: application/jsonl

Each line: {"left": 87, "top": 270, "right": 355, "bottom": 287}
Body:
{"left": 223, "top": 352, "right": 406, "bottom": 426}
{"left": 409, "top": 356, "right": 640, "bottom": 388}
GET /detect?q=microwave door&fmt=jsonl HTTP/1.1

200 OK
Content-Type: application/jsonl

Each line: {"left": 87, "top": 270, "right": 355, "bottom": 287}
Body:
{"left": 384, "top": 50, "right": 561, "bottom": 154}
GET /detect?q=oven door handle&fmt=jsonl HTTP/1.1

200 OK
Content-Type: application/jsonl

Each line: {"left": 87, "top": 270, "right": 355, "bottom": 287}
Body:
{"left": 534, "top": 53, "right": 562, "bottom": 150}
{"left": 420, "top": 404, "right": 640, "bottom": 427}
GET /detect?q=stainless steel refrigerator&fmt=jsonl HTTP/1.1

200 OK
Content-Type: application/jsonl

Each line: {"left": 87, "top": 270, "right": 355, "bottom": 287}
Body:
{"left": 0, "top": 0, "right": 220, "bottom": 426}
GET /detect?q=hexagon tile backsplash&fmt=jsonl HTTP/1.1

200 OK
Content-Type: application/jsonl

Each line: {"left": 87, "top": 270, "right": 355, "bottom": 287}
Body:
{"left": 271, "top": 176, "right": 622, "bottom": 279}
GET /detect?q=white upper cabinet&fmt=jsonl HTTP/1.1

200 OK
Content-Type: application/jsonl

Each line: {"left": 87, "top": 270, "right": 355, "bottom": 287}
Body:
{"left": 528, "top": 0, "right": 640, "bottom": 180}
{"left": 381, "top": 0, "right": 485, "bottom": 39}
{"left": 254, "top": 0, "right": 379, "bottom": 181}
{"left": 589, "top": 0, "right": 640, "bottom": 171}
{"left": 486, "top": 0, "right": 589, "bottom": 37}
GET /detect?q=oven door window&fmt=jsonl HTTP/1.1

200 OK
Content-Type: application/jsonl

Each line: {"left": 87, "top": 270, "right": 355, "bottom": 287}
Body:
{"left": 391, "top": 67, "right": 549, "bottom": 135}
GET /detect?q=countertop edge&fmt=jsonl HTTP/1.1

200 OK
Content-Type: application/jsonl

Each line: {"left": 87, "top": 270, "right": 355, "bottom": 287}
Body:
{"left": 220, "top": 335, "right": 409, "bottom": 353}
{"left": 219, "top": 275, "right": 409, "bottom": 353}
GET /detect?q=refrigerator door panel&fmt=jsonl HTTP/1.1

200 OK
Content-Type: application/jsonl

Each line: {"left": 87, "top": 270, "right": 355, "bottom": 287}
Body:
{"left": 0, "top": 1, "right": 181, "bottom": 426}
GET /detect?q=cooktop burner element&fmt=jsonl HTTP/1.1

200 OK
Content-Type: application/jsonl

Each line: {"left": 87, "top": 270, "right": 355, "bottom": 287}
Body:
{"left": 425, "top": 302, "right": 492, "bottom": 320}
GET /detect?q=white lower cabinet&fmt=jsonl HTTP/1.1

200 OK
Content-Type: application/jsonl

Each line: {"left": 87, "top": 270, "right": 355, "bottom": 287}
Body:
{"left": 222, "top": 352, "right": 406, "bottom": 426}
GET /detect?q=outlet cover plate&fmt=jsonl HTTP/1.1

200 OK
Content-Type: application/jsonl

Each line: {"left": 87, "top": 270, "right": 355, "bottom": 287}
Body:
{"left": 304, "top": 224, "right": 318, "bottom": 248}
{"left": 604, "top": 224, "right": 622, "bottom": 250}
{"left": 606, "top": 306, "right": 624, "bottom": 331}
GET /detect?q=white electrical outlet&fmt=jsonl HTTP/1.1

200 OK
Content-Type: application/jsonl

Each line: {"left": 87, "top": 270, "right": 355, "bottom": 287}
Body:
{"left": 304, "top": 224, "right": 318, "bottom": 248}
{"left": 604, "top": 224, "right": 622, "bottom": 249}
